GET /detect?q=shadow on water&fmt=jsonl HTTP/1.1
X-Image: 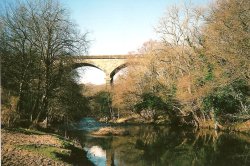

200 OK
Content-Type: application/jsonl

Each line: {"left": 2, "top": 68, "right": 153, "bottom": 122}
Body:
{"left": 54, "top": 143, "right": 94, "bottom": 166}
{"left": 67, "top": 118, "right": 250, "bottom": 166}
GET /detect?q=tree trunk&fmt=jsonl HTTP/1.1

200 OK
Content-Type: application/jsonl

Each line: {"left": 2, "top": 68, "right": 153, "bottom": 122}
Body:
{"left": 17, "top": 61, "right": 31, "bottom": 112}
{"left": 33, "top": 110, "right": 42, "bottom": 125}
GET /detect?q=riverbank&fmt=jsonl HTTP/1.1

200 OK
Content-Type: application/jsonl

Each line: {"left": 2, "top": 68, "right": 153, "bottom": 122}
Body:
{"left": 101, "top": 114, "right": 250, "bottom": 134}
{"left": 1, "top": 128, "right": 93, "bottom": 166}
{"left": 100, "top": 114, "right": 166, "bottom": 124}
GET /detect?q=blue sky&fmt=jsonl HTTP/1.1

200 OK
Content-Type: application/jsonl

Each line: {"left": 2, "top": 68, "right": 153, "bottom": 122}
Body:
{"left": 60, "top": 0, "right": 209, "bottom": 55}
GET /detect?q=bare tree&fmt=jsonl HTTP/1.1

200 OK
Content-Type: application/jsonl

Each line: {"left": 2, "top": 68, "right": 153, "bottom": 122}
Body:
{"left": 204, "top": 0, "right": 250, "bottom": 80}
{"left": 156, "top": 3, "right": 206, "bottom": 76}
{"left": 1, "top": 0, "right": 89, "bottom": 126}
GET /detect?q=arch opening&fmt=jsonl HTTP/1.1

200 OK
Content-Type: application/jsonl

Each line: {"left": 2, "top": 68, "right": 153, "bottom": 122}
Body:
{"left": 74, "top": 66, "right": 106, "bottom": 85}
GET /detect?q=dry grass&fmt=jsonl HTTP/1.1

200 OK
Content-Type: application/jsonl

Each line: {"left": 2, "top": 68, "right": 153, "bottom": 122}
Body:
{"left": 91, "top": 127, "right": 129, "bottom": 136}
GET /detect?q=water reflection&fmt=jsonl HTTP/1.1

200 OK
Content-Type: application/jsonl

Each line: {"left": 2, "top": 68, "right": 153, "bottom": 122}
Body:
{"left": 84, "top": 146, "right": 106, "bottom": 166}
{"left": 71, "top": 119, "right": 250, "bottom": 166}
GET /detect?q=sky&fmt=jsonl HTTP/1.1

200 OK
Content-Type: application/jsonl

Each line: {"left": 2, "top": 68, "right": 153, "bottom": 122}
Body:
{"left": 60, "top": 0, "right": 209, "bottom": 55}
{"left": 61, "top": 0, "right": 172, "bottom": 55}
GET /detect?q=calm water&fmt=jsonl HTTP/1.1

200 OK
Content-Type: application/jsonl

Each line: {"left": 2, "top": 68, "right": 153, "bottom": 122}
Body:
{"left": 68, "top": 118, "right": 250, "bottom": 166}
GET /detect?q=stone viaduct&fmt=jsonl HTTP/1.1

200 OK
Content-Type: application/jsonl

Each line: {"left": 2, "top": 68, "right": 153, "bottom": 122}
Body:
{"left": 72, "top": 55, "right": 130, "bottom": 85}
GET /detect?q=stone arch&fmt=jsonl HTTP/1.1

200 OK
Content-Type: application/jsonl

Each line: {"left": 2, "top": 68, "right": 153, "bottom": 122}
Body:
{"left": 110, "top": 63, "right": 129, "bottom": 84}
{"left": 71, "top": 55, "right": 131, "bottom": 86}
{"left": 73, "top": 62, "right": 105, "bottom": 73}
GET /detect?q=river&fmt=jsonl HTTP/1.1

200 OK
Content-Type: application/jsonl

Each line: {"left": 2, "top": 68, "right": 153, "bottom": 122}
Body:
{"left": 66, "top": 118, "right": 250, "bottom": 166}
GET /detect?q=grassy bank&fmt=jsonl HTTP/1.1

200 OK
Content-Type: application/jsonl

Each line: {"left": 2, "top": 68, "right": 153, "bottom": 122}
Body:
{"left": 1, "top": 128, "right": 93, "bottom": 166}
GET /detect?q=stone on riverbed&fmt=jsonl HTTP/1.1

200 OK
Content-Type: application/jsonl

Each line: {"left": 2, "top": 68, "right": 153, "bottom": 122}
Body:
{"left": 91, "top": 127, "right": 129, "bottom": 136}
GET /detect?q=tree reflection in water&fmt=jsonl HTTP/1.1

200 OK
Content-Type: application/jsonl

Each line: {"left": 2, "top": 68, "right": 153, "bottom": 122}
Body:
{"left": 76, "top": 125, "right": 249, "bottom": 166}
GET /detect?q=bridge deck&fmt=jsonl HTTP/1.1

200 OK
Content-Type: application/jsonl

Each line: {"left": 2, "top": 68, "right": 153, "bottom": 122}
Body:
{"left": 73, "top": 55, "right": 130, "bottom": 59}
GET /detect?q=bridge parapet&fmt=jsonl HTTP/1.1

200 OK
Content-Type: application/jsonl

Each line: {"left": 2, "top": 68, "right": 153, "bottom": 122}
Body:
{"left": 73, "top": 55, "right": 129, "bottom": 59}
